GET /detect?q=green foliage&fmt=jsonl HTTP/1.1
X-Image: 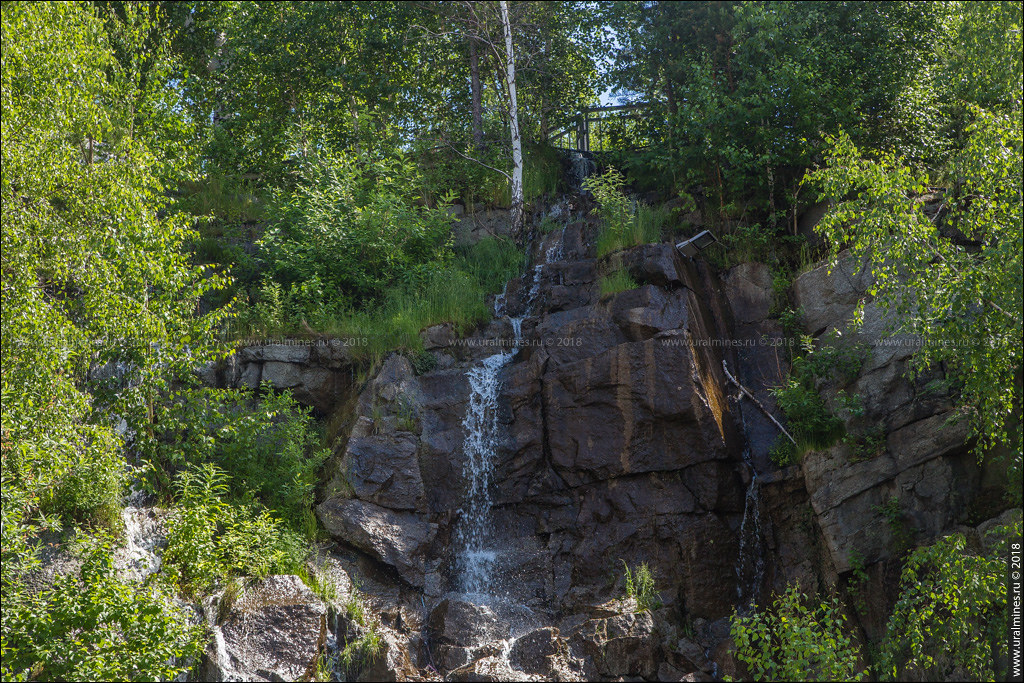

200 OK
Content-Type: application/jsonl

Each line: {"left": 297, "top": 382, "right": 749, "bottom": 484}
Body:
{"left": 408, "top": 350, "right": 439, "bottom": 376}
{"left": 395, "top": 395, "right": 417, "bottom": 433}
{"left": 417, "top": 143, "right": 510, "bottom": 209}
{"left": 179, "top": 172, "right": 266, "bottom": 224}
{"left": 872, "top": 498, "right": 913, "bottom": 553}
{"left": 163, "top": 463, "right": 307, "bottom": 593}
{"left": 338, "top": 628, "right": 383, "bottom": 677}
{"left": 452, "top": 237, "right": 528, "bottom": 296}
{"left": 622, "top": 561, "right": 660, "bottom": 612}
{"left": 846, "top": 425, "right": 887, "bottom": 463}
{"left": 585, "top": 167, "right": 667, "bottom": 257}
{"left": 769, "top": 327, "right": 868, "bottom": 465}
{"left": 237, "top": 236, "right": 524, "bottom": 362}
{"left": 2, "top": 0, "right": 229, "bottom": 528}
{"left": 1, "top": 534, "right": 205, "bottom": 682}
{"left": 808, "top": 114, "right": 1023, "bottom": 501}
{"left": 136, "top": 385, "right": 328, "bottom": 528}
{"left": 262, "top": 151, "right": 456, "bottom": 311}
{"left": 606, "top": 1, "right": 947, "bottom": 216}
{"left": 878, "top": 517, "right": 1021, "bottom": 681}
{"left": 599, "top": 268, "right": 641, "bottom": 297}
{"left": 770, "top": 377, "right": 844, "bottom": 461}
{"left": 730, "top": 584, "right": 868, "bottom": 682}
{"left": 794, "top": 332, "right": 867, "bottom": 387}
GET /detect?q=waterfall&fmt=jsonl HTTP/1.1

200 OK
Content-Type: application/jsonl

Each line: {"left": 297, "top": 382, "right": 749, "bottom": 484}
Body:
{"left": 736, "top": 473, "right": 765, "bottom": 607}
{"left": 457, "top": 347, "right": 517, "bottom": 595}
{"left": 568, "top": 151, "right": 596, "bottom": 189}
{"left": 735, "top": 411, "right": 766, "bottom": 609}
{"left": 456, "top": 219, "right": 565, "bottom": 598}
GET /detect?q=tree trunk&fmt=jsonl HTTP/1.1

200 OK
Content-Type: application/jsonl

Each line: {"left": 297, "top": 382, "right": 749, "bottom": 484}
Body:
{"left": 499, "top": 0, "right": 523, "bottom": 237}
{"left": 469, "top": 38, "right": 483, "bottom": 148}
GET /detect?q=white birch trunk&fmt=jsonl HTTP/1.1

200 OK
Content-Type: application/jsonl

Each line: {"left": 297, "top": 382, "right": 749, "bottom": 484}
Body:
{"left": 499, "top": 0, "right": 524, "bottom": 236}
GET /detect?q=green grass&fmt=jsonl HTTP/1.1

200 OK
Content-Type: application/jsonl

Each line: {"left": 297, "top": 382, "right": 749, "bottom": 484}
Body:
{"left": 599, "top": 268, "right": 640, "bottom": 296}
{"left": 538, "top": 215, "right": 562, "bottom": 234}
{"left": 230, "top": 236, "right": 525, "bottom": 364}
{"left": 595, "top": 202, "right": 669, "bottom": 257}
{"left": 452, "top": 236, "right": 526, "bottom": 294}
{"left": 623, "top": 561, "right": 661, "bottom": 612}
{"left": 524, "top": 143, "right": 563, "bottom": 202}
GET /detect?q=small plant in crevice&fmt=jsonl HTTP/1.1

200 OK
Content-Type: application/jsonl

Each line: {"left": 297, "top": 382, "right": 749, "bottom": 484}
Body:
{"left": 599, "top": 268, "right": 640, "bottom": 297}
{"left": 833, "top": 390, "right": 865, "bottom": 421}
{"left": 370, "top": 402, "right": 385, "bottom": 435}
{"left": 338, "top": 629, "right": 383, "bottom": 677}
{"left": 778, "top": 306, "right": 805, "bottom": 341}
{"left": 622, "top": 560, "right": 661, "bottom": 612}
{"left": 408, "top": 349, "right": 438, "bottom": 376}
{"left": 313, "top": 652, "right": 336, "bottom": 682}
{"left": 770, "top": 268, "right": 793, "bottom": 316}
{"left": 538, "top": 215, "right": 562, "bottom": 234}
{"left": 846, "top": 425, "right": 887, "bottom": 463}
{"left": 846, "top": 550, "right": 870, "bottom": 615}
{"left": 395, "top": 395, "right": 417, "bottom": 432}
{"left": 873, "top": 497, "right": 913, "bottom": 553}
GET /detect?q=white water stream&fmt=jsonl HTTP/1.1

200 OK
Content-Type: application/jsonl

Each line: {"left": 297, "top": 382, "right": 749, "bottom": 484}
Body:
{"left": 456, "top": 218, "right": 567, "bottom": 598}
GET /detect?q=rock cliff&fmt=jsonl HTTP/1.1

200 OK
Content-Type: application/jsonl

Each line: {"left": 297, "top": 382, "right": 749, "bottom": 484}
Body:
{"left": 198, "top": 197, "right": 1015, "bottom": 681}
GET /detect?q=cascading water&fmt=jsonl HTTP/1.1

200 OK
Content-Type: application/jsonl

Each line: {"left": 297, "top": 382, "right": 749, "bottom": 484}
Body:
{"left": 457, "top": 347, "right": 517, "bottom": 595}
{"left": 455, "top": 215, "right": 565, "bottom": 598}
{"left": 735, "top": 413, "right": 766, "bottom": 609}
{"left": 568, "top": 151, "right": 596, "bottom": 189}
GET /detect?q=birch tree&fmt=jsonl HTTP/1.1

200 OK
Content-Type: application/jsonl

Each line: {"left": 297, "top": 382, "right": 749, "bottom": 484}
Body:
{"left": 499, "top": 0, "right": 524, "bottom": 234}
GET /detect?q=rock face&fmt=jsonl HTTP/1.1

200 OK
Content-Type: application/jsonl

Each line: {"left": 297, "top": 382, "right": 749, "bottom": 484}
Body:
{"left": 301, "top": 203, "right": 1012, "bottom": 679}
{"left": 453, "top": 207, "right": 513, "bottom": 246}
{"left": 200, "top": 341, "right": 355, "bottom": 415}
{"left": 754, "top": 253, "right": 1009, "bottom": 638}
{"left": 201, "top": 575, "right": 327, "bottom": 682}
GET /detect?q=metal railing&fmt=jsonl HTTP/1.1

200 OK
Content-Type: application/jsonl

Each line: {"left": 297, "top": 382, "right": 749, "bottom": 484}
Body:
{"left": 547, "top": 103, "right": 652, "bottom": 152}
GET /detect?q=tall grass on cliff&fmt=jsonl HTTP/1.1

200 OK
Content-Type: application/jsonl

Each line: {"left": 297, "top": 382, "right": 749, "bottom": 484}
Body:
{"left": 584, "top": 167, "right": 668, "bottom": 257}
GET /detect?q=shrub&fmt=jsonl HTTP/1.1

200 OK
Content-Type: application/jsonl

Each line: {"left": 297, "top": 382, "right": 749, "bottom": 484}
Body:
{"left": 1, "top": 534, "right": 205, "bottom": 682}
{"left": 261, "top": 151, "right": 456, "bottom": 310}
{"left": 770, "top": 377, "right": 844, "bottom": 452}
{"left": 138, "top": 385, "right": 328, "bottom": 529}
{"left": 586, "top": 167, "right": 668, "bottom": 257}
{"left": 878, "top": 517, "right": 1021, "bottom": 681}
{"left": 730, "top": 584, "right": 868, "bottom": 682}
{"left": 163, "top": 463, "right": 307, "bottom": 592}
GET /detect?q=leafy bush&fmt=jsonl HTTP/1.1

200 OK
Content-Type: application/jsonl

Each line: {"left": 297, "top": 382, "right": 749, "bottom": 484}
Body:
{"left": 623, "top": 561, "right": 661, "bottom": 612}
{"left": 163, "top": 463, "right": 307, "bottom": 592}
{"left": 878, "top": 516, "right": 1021, "bottom": 681}
{"left": 770, "top": 377, "right": 844, "bottom": 456}
{"left": 795, "top": 331, "right": 867, "bottom": 386}
{"left": 138, "top": 385, "right": 328, "bottom": 528}
{"left": 261, "top": 152, "right": 456, "bottom": 310}
{"left": 1, "top": 534, "right": 205, "bottom": 682}
{"left": 730, "top": 584, "right": 868, "bottom": 682}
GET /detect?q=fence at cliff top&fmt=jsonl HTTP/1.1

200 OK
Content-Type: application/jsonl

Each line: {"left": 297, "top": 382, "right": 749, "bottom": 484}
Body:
{"left": 548, "top": 103, "right": 653, "bottom": 153}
